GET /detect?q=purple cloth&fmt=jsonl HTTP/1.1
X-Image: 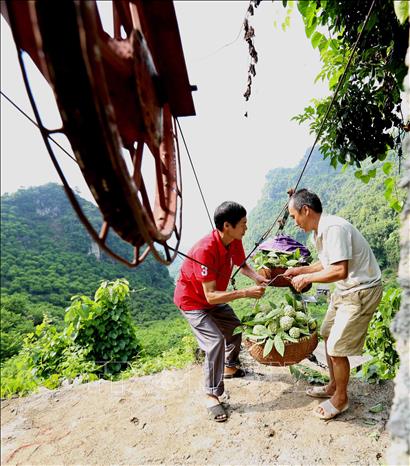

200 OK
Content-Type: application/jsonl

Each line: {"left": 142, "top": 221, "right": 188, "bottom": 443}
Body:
{"left": 258, "top": 235, "right": 311, "bottom": 257}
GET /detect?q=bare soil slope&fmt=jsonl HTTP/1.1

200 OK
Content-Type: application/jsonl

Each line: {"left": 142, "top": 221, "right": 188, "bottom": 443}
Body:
{"left": 1, "top": 352, "right": 393, "bottom": 465}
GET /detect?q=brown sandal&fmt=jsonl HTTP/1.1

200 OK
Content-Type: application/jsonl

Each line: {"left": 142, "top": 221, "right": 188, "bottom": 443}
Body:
{"left": 224, "top": 368, "right": 246, "bottom": 379}
{"left": 207, "top": 403, "right": 228, "bottom": 422}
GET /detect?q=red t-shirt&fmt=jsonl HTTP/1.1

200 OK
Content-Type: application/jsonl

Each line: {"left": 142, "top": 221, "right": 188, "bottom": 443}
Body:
{"left": 174, "top": 230, "right": 246, "bottom": 311}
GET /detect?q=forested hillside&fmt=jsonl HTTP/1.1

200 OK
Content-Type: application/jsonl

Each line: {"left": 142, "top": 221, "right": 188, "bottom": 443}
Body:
{"left": 246, "top": 148, "right": 401, "bottom": 275}
{"left": 0, "top": 184, "right": 177, "bottom": 330}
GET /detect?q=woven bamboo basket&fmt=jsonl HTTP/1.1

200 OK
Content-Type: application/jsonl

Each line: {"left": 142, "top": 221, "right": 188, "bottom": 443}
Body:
{"left": 258, "top": 266, "right": 312, "bottom": 293}
{"left": 244, "top": 331, "right": 318, "bottom": 366}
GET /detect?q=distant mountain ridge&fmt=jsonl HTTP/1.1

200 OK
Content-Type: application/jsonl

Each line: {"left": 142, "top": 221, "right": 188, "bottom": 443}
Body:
{"left": 0, "top": 183, "right": 178, "bottom": 324}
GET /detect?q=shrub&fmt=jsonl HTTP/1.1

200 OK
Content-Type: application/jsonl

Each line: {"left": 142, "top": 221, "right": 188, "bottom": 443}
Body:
{"left": 355, "top": 288, "right": 401, "bottom": 383}
{"left": 65, "top": 278, "right": 140, "bottom": 375}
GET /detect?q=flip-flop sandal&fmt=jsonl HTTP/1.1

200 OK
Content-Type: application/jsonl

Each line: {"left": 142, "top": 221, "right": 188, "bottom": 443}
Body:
{"left": 224, "top": 368, "right": 246, "bottom": 379}
{"left": 314, "top": 399, "right": 349, "bottom": 420}
{"left": 207, "top": 403, "right": 228, "bottom": 422}
{"left": 306, "top": 386, "right": 332, "bottom": 398}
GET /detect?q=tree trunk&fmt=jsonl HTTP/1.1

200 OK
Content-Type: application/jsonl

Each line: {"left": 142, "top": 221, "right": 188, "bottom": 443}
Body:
{"left": 386, "top": 39, "right": 410, "bottom": 466}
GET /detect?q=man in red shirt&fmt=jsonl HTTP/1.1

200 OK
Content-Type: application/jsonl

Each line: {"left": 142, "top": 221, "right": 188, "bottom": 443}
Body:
{"left": 174, "top": 201, "right": 267, "bottom": 422}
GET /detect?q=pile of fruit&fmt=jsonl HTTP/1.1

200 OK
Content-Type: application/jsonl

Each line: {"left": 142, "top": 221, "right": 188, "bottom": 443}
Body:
{"left": 252, "top": 248, "right": 311, "bottom": 271}
{"left": 234, "top": 294, "right": 317, "bottom": 358}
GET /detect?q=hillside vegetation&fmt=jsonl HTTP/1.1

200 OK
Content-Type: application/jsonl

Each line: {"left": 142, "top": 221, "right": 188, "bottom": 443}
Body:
{"left": 0, "top": 151, "right": 402, "bottom": 390}
{"left": 0, "top": 184, "right": 178, "bottom": 360}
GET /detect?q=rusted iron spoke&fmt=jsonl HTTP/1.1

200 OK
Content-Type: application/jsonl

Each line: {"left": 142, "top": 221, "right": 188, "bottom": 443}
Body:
{"left": 113, "top": 0, "right": 133, "bottom": 38}
{"left": 155, "top": 157, "right": 167, "bottom": 211}
{"left": 99, "top": 221, "right": 110, "bottom": 243}
{"left": 139, "top": 177, "right": 155, "bottom": 223}
{"left": 173, "top": 224, "right": 180, "bottom": 241}
{"left": 131, "top": 141, "right": 144, "bottom": 188}
{"left": 163, "top": 243, "right": 172, "bottom": 262}
{"left": 129, "top": 3, "right": 142, "bottom": 31}
{"left": 112, "top": 3, "right": 121, "bottom": 39}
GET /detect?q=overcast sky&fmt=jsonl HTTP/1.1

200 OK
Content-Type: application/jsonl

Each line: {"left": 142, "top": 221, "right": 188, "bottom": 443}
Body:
{"left": 1, "top": 1, "right": 328, "bottom": 253}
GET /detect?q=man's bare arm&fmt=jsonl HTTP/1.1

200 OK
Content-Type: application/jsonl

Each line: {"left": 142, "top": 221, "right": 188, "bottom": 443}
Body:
{"left": 202, "top": 280, "right": 265, "bottom": 305}
{"left": 291, "top": 261, "right": 348, "bottom": 292}
{"left": 284, "top": 261, "right": 324, "bottom": 277}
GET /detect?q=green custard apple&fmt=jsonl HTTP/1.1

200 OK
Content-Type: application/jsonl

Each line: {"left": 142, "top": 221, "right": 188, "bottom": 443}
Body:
{"left": 280, "top": 316, "right": 295, "bottom": 331}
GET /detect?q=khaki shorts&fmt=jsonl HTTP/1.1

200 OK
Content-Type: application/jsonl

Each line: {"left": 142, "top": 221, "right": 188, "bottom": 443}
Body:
{"left": 320, "top": 285, "right": 383, "bottom": 357}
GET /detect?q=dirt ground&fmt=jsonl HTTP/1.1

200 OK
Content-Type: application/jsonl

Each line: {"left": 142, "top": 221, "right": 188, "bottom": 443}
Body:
{"left": 1, "top": 350, "right": 394, "bottom": 466}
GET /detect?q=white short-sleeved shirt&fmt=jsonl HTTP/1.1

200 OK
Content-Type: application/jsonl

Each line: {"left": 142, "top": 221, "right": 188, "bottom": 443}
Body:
{"left": 314, "top": 214, "right": 381, "bottom": 294}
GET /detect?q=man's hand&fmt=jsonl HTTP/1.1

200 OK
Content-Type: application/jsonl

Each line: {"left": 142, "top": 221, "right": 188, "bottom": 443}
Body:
{"left": 254, "top": 275, "right": 270, "bottom": 286}
{"left": 291, "top": 274, "right": 311, "bottom": 293}
{"left": 244, "top": 285, "right": 266, "bottom": 299}
{"left": 284, "top": 267, "right": 304, "bottom": 278}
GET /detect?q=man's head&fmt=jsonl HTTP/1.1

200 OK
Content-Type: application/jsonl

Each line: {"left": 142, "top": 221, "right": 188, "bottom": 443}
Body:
{"left": 288, "top": 189, "right": 322, "bottom": 233}
{"left": 214, "top": 201, "right": 247, "bottom": 240}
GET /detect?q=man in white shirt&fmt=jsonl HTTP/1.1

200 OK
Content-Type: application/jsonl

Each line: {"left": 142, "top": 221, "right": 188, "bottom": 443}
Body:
{"left": 285, "top": 189, "right": 382, "bottom": 420}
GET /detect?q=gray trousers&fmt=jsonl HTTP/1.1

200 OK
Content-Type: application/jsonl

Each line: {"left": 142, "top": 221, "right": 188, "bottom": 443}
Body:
{"left": 181, "top": 304, "right": 241, "bottom": 397}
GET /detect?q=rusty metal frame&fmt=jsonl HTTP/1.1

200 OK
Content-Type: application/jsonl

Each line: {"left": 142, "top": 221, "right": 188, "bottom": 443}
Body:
{"left": 4, "top": 0, "right": 189, "bottom": 266}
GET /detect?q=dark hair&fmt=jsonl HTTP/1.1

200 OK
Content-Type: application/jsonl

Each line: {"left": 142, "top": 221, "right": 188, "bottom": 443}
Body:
{"left": 290, "top": 189, "right": 323, "bottom": 213}
{"left": 214, "top": 201, "right": 247, "bottom": 231}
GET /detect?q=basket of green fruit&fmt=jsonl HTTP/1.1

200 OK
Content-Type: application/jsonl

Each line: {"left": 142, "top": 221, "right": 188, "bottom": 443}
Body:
{"left": 235, "top": 294, "right": 318, "bottom": 366}
{"left": 252, "top": 248, "right": 312, "bottom": 292}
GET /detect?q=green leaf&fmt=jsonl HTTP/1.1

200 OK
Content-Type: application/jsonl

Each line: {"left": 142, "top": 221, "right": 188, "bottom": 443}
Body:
{"left": 382, "top": 162, "right": 392, "bottom": 175}
{"left": 318, "top": 36, "right": 329, "bottom": 53}
{"left": 274, "top": 334, "right": 285, "bottom": 357}
{"left": 305, "top": 17, "right": 317, "bottom": 38}
{"left": 297, "top": 1, "right": 309, "bottom": 16}
{"left": 389, "top": 200, "right": 403, "bottom": 213}
{"left": 232, "top": 326, "right": 243, "bottom": 336}
{"left": 289, "top": 364, "right": 329, "bottom": 384}
{"left": 394, "top": 0, "right": 409, "bottom": 24}
{"left": 330, "top": 157, "right": 338, "bottom": 169}
{"left": 384, "top": 177, "right": 395, "bottom": 189}
{"left": 253, "top": 325, "right": 270, "bottom": 336}
{"left": 263, "top": 338, "right": 274, "bottom": 357}
{"left": 266, "top": 308, "right": 283, "bottom": 319}
{"left": 369, "top": 403, "right": 384, "bottom": 414}
{"left": 284, "top": 294, "right": 293, "bottom": 306}
{"left": 363, "top": 419, "right": 377, "bottom": 426}
{"left": 368, "top": 169, "right": 377, "bottom": 179}
{"left": 282, "top": 333, "right": 299, "bottom": 343}
{"left": 311, "top": 31, "right": 324, "bottom": 49}
{"left": 286, "top": 259, "right": 298, "bottom": 267}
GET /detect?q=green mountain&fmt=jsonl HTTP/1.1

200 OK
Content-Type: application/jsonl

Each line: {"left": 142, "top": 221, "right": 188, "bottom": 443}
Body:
{"left": 246, "top": 148, "right": 401, "bottom": 273}
{"left": 1, "top": 184, "right": 178, "bottom": 327}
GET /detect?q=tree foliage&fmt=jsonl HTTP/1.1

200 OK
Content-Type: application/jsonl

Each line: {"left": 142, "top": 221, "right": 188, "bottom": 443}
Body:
{"left": 290, "top": 0, "right": 407, "bottom": 170}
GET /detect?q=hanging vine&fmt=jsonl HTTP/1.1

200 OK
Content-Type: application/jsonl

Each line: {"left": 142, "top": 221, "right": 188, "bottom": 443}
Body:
{"left": 243, "top": 0, "right": 261, "bottom": 102}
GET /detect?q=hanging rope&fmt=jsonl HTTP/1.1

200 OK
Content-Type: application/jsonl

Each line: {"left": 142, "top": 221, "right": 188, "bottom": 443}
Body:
{"left": 0, "top": 90, "right": 78, "bottom": 165}
{"left": 176, "top": 119, "right": 214, "bottom": 231}
{"left": 230, "top": 0, "right": 377, "bottom": 288}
